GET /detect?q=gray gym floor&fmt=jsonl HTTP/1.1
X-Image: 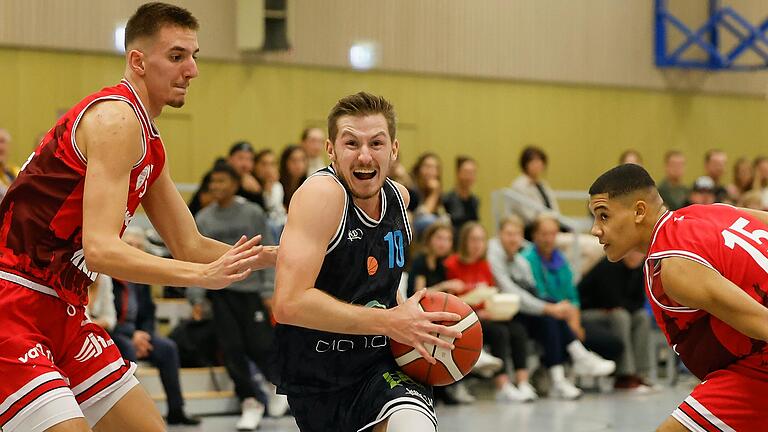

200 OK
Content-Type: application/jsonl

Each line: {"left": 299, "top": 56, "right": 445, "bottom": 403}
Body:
{"left": 169, "top": 384, "right": 694, "bottom": 432}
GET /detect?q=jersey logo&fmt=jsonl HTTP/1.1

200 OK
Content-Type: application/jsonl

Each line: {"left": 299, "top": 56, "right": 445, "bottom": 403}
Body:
{"left": 136, "top": 164, "right": 153, "bottom": 198}
{"left": 348, "top": 228, "right": 363, "bottom": 241}
{"left": 70, "top": 249, "right": 98, "bottom": 282}
{"left": 74, "top": 333, "right": 114, "bottom": 362}
{"left": 674, "top": 216, "right": 685, "bottom": 222}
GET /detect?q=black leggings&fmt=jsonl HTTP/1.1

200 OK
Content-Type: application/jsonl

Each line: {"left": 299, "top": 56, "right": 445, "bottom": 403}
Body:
{"left": 481, "top": 319, "right": 529, "bottom": 373}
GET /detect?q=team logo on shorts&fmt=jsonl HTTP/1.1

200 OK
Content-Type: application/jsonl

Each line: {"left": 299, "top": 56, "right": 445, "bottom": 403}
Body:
{"left": 18, "top": 343, "right": 54, "bottom": 364}
{"left": 74, "top": 333, "right": 114, "bottom": 362}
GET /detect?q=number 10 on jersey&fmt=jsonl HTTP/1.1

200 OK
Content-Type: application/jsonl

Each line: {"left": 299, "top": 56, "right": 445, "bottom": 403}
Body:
{"left": 384, "top": 230, "right": 405, "bottom": 269}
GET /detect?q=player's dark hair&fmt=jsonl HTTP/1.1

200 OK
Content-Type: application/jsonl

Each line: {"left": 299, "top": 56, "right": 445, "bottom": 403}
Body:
{"left": 125, "top": 2, "right": 199, "bottom": 49}
{"left": 210, "top": 160, "right": 241, "bottom": 182}
{"left": 589, "top": 164, "right": 656, "bottom": 198}
{"left": 328, "top": 92, "right": 396, "bottom": 142}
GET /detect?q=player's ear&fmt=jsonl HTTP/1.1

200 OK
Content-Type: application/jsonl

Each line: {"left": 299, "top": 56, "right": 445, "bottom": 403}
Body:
{"left": 634, "top": 199, "right": 647, "bottom": 223}
{"left": 326, "top": 139, "right": 335, "bottom": 162}
{"left": 127, "top": 49, "right": 146, "bottom": 76}
{"left": 391, "top": 138, "right": 399, "bottom": 161}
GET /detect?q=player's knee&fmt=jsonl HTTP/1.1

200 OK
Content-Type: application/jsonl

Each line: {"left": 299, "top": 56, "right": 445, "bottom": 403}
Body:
{"left": 382, "top": 408, "right": 436, "bottom": 432}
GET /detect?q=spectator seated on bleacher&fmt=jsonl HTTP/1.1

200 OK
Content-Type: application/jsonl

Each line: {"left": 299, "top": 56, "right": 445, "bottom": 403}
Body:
{"left": 489, "top": 215, "right": 615, "bottom": 399}
{"left": 522, "top": 215, "right": 621, "bottom": 378}
{"left": 578, "top": 251, "right": 654, "bottom": 391}
{"left": 444, "top": 222, "right": 537, "bottom": 403}
{"left": 410, "top": 153, "right": 450, "bottom": 238}
{"left": 442, "top": 156, "right": 480, "bottom": 237}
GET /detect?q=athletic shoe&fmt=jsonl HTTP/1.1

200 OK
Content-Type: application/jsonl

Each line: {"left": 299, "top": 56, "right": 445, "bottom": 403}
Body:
{"left": 517, "top": 381, "right": 539, "bottom": 402}
{"left": 572, "top": 351, "right": 616, "bottom": 377}
{"left": 472, "top": 349, "right": 503, "bottom": 378}
{"left": 495, "top": 382, "right": 527, "bottom": 403}
{"left": 550, "top": 379, "right": 583, "bottom": 400}
{"left": 445, "top": 382, "right": 476, "bottom": 404}
{"left": 236, "top": 397, "right": 265, "bottom": 431}
{"left": 265, "top": 382, "right": 290, "bottom": 417}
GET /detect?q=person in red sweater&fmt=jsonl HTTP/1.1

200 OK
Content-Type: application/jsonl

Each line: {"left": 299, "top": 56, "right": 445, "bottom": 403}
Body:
{"left": 444, "top": 222, "right": 536, "bottom": 402}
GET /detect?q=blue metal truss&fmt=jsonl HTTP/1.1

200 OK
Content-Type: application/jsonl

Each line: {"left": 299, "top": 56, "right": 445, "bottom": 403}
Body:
{"left": 655, "top": 0, "right": 768, "bottom": 70}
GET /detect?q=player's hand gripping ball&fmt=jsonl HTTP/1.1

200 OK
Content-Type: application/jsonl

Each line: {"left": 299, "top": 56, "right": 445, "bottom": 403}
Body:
{"left": 390, "top": 291, "right": 482, "bottom": 386}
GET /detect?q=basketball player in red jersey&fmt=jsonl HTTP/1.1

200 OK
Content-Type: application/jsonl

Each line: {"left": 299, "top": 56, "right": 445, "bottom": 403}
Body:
{"left": 589, "top": 163, "right": 768, "bottom": 432}
{"left": 0, "top": 3, "right": 274, "bottom": 432}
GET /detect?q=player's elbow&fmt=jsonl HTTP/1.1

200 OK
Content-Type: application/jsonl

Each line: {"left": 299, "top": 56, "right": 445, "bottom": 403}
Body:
{"left": 271, "top": 294, "right": 299, "bottom": 325}
{"left": 82, "top": 237, "right": 116, "bottom": 274}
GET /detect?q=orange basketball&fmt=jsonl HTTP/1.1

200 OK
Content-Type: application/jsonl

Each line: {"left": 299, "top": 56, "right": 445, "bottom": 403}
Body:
{"left": 390, "top": 291, "right": 482, "bottom": 386}
{"left": 367, "top": 256, "right": 378, "bottom": 275}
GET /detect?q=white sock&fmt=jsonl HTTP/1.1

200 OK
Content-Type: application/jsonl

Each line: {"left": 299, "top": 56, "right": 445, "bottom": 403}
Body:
{"left": 385, "top": 408, "right": 436, "bottom": 432}
{"left": 566, "top": 340, "right": 590, "bottom": 360}
{"left": 549, "top": 365, "right": 567, "bottom": 383}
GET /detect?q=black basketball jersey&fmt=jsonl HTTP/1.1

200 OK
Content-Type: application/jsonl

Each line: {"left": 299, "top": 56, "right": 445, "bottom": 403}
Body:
{"left": 274, "top": 166, "right": 412, "bottom": 396}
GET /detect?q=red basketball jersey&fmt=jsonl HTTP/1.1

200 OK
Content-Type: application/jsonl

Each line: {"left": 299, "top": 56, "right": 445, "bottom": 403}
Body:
{"left": 0, "top": 79, "right": 165, "bottom": 306}
{"left": 646, "top": 204, "right": 768, "bottom": 380}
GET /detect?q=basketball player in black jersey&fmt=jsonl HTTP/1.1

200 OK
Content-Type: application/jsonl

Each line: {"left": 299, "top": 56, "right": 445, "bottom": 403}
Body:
{"left": 272, "top": 92, "right": 462, "bottom": 432}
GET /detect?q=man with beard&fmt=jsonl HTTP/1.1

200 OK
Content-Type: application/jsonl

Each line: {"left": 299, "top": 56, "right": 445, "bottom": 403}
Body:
{"left": 272, "top": 92, "right": 461, "bottom": 432}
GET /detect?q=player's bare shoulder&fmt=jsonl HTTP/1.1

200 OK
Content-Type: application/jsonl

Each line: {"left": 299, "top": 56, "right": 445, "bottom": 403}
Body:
{"left": 75, "top": 100, "right": 143, "bottom": 163}
{"left": 286, "top": 173, "right": 347, "bottom": 237}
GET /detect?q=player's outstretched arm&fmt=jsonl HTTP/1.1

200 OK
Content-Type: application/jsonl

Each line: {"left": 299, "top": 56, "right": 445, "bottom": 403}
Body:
{"left": 273, "top": 176, "right": 461, "bottom": 364}
{"left": 141, "top": 163, "right": 277, "bottom": 269}
{"left": 80, "top": 101, "right": 263, "bottom": 289}
{"left": 661, "top": 257, "right": 768, "bottom": 341}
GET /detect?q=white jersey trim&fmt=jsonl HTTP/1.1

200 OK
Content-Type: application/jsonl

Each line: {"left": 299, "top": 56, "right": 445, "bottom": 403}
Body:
{"left": 353, "top": 187, "right": 387, "bottom": 228}
{"left": 71, "top": 357, "right": 134, "bottom": 397}
{"left": 120, "top": 79, "right": 160, "bottom": 138}
{"left": 644, "top": 250, "right": 714, "bottom": 313}
{"left": 70, "top": 95, "right": 148, "bottom": 169}
{"left": 307, "top": 169, "right": 349, "bottom": 255}
{"left": 387, "top": 179, "right": 413, "bottom": 243}
{"left": 0, "top": 270, "right": 58, "bottom": 298}
{"left": 677, "top": 395, "right": 737, "bottom": 432}
{"left": 0, "top": 371, "right": 66, "bottom": 416}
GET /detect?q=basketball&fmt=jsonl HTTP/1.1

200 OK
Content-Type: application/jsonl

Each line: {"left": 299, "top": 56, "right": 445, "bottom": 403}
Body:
{"left": 390, "top": 291, "right": 482, "bottom": 386}
{"left": 367, "top": 256, "right": 378, "bottom": 275}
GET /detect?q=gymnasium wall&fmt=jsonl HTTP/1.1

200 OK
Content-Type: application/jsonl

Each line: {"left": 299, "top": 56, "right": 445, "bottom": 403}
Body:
{"left": 3, "top": 47, "right": 768, "bottom": 224}
{"left": 3, "top": 1, "right": 768, "bottom": 95}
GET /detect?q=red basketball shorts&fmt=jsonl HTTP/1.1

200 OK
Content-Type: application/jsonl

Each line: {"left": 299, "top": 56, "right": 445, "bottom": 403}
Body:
{"left": 673, "top": 354, "right": 768, "bottom": 431}
{"left": 0, "top": 276, "right": 136, "bottom": 430}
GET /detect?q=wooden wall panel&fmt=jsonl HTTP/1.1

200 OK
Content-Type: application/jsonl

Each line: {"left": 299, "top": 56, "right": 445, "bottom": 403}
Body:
{"left": 1, "top": 1, "right": 768, "bottom": 95}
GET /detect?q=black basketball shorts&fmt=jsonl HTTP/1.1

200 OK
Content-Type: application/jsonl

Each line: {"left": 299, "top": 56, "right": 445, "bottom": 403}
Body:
{"left": 287, "top": 360, "right": 437, "bottom": 432}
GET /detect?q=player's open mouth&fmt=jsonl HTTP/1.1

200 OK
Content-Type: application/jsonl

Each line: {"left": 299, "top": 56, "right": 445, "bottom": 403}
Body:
{"left": 353, "top": 169, "right": 376, "bottom": 180}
